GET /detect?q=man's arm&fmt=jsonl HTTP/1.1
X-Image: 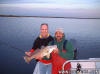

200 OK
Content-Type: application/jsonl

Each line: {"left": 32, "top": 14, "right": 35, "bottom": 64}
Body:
{"left": 25, "top": 38, "right": 39, "bottom": 56}
{"left": 31, "top": 37, "right": 39, "bottom": 51}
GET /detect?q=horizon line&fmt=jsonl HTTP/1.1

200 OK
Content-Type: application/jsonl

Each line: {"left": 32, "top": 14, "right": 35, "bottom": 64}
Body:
{"left": 0, "top": 14, "right": 100, "bottom": 19}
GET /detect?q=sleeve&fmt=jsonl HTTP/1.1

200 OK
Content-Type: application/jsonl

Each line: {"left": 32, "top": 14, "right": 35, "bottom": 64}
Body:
{"left": 30, "top": 49, "right": 35, "bottom": 53}
{"left": 58, "top": 41, "right": 74, "bottom": 60}
{"left": 30, "top": 37, "right": 39, "bottom": 53}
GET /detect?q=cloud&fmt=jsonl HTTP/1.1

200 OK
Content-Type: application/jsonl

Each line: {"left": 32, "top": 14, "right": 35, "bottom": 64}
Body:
{"left": 0, "top": 0, "right": 100, "bottom": 5}
{"left": 0, "top": 2, "right": 100, "bottom": 9}
{"left": 0, "top": 3, "right": 100, "bottom": 18}
{"left": 0, "top": 0, "right": 100, "bottom": 18}
{"left": 0, "top": 0, "right": 100, "bottom": 10}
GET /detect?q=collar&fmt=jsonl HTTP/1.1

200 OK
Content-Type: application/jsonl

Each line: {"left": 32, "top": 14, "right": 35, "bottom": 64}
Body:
{"left": 39, "top": 33, "right": 50, "bottom": 38}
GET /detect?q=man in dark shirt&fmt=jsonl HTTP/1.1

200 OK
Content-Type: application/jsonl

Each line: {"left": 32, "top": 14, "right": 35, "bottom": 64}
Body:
{"left": 25, "top": 23, "right": 53, "bottom": 74}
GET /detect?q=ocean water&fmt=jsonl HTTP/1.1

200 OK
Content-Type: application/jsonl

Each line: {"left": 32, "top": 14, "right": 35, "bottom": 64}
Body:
{"left": 0, "top": 17, "right": 100, "bottom": 74}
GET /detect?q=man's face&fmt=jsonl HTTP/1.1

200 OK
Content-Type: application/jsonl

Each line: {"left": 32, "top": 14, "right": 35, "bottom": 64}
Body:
{"left": 40, "top": 24, "right": 48, "bottom": 36}
{"left": 55, "top": 31, "right": 63, "bottom": 42}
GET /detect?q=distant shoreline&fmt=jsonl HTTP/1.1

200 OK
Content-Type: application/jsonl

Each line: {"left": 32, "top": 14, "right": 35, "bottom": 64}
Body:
{"left": 0, "top": 15, "right": 100, "bottom": 19}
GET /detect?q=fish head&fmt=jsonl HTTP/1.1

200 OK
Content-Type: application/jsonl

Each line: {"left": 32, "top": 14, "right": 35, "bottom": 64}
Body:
{"left": 47, "top": 45, "right": 57, "bottom": 53}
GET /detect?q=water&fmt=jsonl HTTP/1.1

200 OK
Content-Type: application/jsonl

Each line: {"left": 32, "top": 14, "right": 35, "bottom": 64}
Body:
{"left": 0, "top": 17, "right": 100, "bottom": 74}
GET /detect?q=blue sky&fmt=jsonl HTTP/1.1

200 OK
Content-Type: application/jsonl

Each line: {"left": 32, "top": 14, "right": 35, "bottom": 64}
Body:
{"left": 0, "top": 0, "right": 100, "bottom": 17}
{"left": 0, "top": 0, "right": 100, "bottom": 7}
{"left": 0, "top": 0, "right": 100, "bottom": 4}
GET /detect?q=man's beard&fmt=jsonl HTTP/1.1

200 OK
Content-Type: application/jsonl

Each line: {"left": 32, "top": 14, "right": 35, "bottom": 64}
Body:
{"left": 56, "top": 37, "right": 62, "bottom": 42}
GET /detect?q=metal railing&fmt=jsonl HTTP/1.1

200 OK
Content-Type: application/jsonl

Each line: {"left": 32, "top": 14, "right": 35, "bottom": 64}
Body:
{"left": 59, "top": 60, "right": 100, "bottom": 74}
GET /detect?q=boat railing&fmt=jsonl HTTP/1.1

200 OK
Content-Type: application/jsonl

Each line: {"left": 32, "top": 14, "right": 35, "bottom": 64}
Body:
{"left": 59, "top": 60, "right": 100, "bottom": 74}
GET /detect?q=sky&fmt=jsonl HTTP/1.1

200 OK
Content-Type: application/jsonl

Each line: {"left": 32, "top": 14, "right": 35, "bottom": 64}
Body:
{"left": 0, "top": 0, "right": 100, "bottom": 17}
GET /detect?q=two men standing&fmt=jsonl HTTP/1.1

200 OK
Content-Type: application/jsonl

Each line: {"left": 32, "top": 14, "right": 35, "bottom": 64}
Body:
{"left": 25, "top": 23, "right": 74, "bottom": 74}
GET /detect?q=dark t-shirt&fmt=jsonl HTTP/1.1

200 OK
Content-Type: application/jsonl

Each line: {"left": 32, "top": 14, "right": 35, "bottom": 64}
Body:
{"left": 32, "top": 35, "right": 53, "bottom": 50}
